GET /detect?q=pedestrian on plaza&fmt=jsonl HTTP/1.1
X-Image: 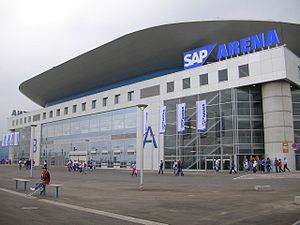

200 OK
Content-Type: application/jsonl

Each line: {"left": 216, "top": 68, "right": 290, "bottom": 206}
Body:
{"left": 131, "top": 161, "right": 137, "bottom": 176}
{"left": 253, "top": 160, "right": 257, "bottom": 173}
{"left": 274, "top": 157, "right": 279, "bottom": 173}
{"left": 43, "top": 160, "right": 48, "bottom": 169}
{"left": 172, "top": 160, "right": 178, "bottom": 174}
{"left": 215, "top": 159, "right": 220, "bottom": 173}
{"left": 229, "top": 161, "right": 237, "bottom": 174}
{"left": 243, "top": 160, "right": 249, "bottom": 172}
{"left": 176, "top": 160, "right": 184, "bottom": 176}
{"left": 158, "top": 160, "right": 164, "bottom": 174}
{"left": 67, "top": 160, "right": 72, "bottom": 172}
{"left": 18, "top": 159, "right": 23, "bottom": 170}
{"left": 283, "top": 157, "right": 290, "bottom": 172}
{"left": 78, "top": 161, "right": 86, "bottom": 174}
{"left": 266, "top": 157, "right": 272, "bottom": 173}
{"left": 278, "top": 158, "right": 284, "bottom": 172}
{"left": 92, "top": 160, "right": 96, "bottom": 170}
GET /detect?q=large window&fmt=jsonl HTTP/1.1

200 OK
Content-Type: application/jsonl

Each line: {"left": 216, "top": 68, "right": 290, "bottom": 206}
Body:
{"left": 115, "top": 94, "right": 120, "bottom": 104}
{"left": 102, "top": 97, "right": 108, "bottom": 107}
{"left": 72, "top": 105, "right": 77, "bottom": 113}
{"left": 128, "top": 91, "right": 134, "bottom": 101}
{"left": 239, "top": 64, "right": 249, "bottom": 78}
{"left": 167, "top": 81, "right": 174, "bottom": 93}
{"left": 182, "top": 78, "right": 190, "bottom": 89}
{"left": 291, "top": 88, "right": 300, "bottom": 170}
{"left": 81, "top": 102, "right": 86, "bottom": 111}
{"left": 164, "top": 85, "right": 264, "bottom": 170}
{"left": 64, "top": 107, "right": 68, "bottom": 115}
{"left": 200, "top": 73, "right": 208, "bottom": 86}
{"left": 218, "top": 69, "right": 228, "bottom": 82}
{"left": 92, "top": 100, "right": 97, "bottom": 109}
{"left": 41, "top": 107, "right": 137, "bottom": 167}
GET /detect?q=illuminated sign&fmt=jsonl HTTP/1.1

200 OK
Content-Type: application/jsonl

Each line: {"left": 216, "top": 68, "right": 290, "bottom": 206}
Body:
{"left": 184, "top": 29, "right": 280, "bottom": 70}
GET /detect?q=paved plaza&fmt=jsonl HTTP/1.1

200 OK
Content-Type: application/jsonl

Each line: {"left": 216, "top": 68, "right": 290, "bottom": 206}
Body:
{"left": 0, "top": 165, "right": 300, "bottom": 225}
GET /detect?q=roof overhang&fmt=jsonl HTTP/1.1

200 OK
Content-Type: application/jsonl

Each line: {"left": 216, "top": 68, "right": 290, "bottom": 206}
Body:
{"left": 19, "top": 20, "right": 300, "bottom": 107}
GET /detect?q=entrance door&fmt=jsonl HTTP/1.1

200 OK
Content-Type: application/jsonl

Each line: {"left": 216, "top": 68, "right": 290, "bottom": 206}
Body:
{"left": 296, "top": 155, "right": 300, "bottom": 171}
{"left": 205, "top": 157, "right": 220, "bottom": 170}
{"left": 222, "top": 158, "right": 231, "bottom": 170}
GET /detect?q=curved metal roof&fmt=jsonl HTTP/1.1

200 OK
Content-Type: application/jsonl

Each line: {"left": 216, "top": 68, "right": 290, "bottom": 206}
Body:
{"left": 19, "top": 20, "right": 300, "bottom": 107}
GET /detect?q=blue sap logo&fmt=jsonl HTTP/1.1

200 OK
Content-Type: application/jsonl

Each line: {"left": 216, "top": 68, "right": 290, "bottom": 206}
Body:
{"left": 184, "top": 44, "right": 216, "bottom": 70}
{"left": 184, "top": 29, "right": 280, "bottom": 70}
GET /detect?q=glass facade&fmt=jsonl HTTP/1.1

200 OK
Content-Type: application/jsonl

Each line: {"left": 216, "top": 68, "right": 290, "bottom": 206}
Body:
{"left": 10, "top": 127, "right": 31, "bottom": 163}
{"left": 291, "top": 88, "right": 300, "bottom": 170}
{"left": 164, "top": 85, "right": 264, "bottom": 170}
{"left": 41, "top": 107, "right": 137, "bottom": 167}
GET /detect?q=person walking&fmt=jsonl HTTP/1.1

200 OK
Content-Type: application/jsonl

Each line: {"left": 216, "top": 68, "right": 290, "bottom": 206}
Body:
{"left": 18, "top": 159, "right": 23, "bottom": 170}
{"left": 229, "top": 161, "right": 237, "bottom": 174}
{"left": 274, "top": 158, "right": 279, "bottom": 173}
{"left": 253, "top": 160, "right": 258, "bottom": 173}
{"left": 266, "top": 157, "right": 272, "bottom": 173}
{"left": 283, "top": 157, "right": 290, "bottom": 172}
{"left": 172, "top": 160, "right": 178, "bottom": 174}
{"left": 158, "top": 160, "right": 164, "bottom": 174}
{"left": 215, "top": 159, "right": 220, "bottom": 173}
{"left": 131, "top": 161, "right": 137, "bottom": 176}
{"left": 43, "top": 160, "right": 48, "bottom": 169}
{"left": 176, "top": 160, "right": 184, "bottom": 176}
{"left": 278, "top": 158, "right": 284, "bottom": 172}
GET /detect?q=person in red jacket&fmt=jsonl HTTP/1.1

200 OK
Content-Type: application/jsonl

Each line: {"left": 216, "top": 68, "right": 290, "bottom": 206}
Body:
{"left": 30, "top": 167, "right": 50, "bottom": 194}
{"left": 278, "top": 159, "right": 284, "bottom": 173}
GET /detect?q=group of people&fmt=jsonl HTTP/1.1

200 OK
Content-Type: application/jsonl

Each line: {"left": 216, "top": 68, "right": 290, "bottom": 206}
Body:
{"left": 214, "top": 159, "right": 238, "bottom": 174}
{"left": 243, "top": 157, "right": 290, "bottom": 173}
{"left": 18, "top": 159, "right": 36, "bottom": 170}
{"left": 172, "top": 160, "right": 184, "bottom": 176}
{"left": 212, "top": 157, "right": 291, "bottom": 174}
{"left": 130, "top": 160, "right": 165, "bottom": 176}
{"left": 66, "top": 159, "right": 96, "bottom": 173}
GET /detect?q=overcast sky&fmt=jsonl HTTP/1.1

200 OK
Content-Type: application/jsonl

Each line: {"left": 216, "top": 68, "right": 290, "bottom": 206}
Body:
{"left": 1, "top": 0, "right": 300, "bottom": 135}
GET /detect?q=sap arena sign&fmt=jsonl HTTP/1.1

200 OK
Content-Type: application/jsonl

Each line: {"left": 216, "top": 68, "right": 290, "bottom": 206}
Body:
{"left": 184, "top": 29, "right": 280, "bottom": 70}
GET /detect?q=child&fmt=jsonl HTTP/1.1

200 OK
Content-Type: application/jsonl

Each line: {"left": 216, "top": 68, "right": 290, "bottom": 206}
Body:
{"left": 131, "top": 161, "right": 137, "bottom": 176}
{"left": 30, "top": 167, "right": 50, "bottom": 194}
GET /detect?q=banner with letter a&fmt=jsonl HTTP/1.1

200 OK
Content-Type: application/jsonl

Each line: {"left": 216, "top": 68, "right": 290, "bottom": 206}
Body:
{"left": 144, "top": 109, "right": 150, "bottom": 134}
{"left": 177, "top": 103, "right": 186, "bottom": 133}
{"left": 197, "top": 100, "right": 207, "bottom": 132}
{"left": 159, "top": 106, "right": 166, "bottom": 134}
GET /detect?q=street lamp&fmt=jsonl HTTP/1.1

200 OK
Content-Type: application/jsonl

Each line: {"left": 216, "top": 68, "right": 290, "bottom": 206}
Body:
{"left": 137, "top": 104, "right": 148, "bottom": 191}
{"left": 85, "top": 139, "right": 90, "bottom": 162}
{"left": 30, "top": 124, "right": 37, "bottom": 178}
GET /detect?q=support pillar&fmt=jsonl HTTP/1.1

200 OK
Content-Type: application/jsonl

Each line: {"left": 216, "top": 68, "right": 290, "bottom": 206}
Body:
{"left": 262, "top": 81, "right": 295, "bottom": 170}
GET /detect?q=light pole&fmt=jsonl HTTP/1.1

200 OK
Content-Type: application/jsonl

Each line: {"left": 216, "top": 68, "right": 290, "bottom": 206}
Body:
{"left": 137, "top": 104, "right": 148, "bottom": 191}
{"left": 85, "top": 139, "right": 90, "bottom": 162}
{"left": 30, "top": 124, "right": 37, "bottom": 178}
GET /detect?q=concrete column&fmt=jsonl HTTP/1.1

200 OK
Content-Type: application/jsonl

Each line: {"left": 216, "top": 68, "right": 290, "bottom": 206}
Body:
{"left": 136, "top": 108, "right": 143, "bottom": 170}
{"left": 262, "top": 81, "right": 296, "bottom": 170}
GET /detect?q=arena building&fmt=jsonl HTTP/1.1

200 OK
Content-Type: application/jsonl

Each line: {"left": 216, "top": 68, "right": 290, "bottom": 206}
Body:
{"left": 4, "top": 20, "right": 300, "bottom": 171}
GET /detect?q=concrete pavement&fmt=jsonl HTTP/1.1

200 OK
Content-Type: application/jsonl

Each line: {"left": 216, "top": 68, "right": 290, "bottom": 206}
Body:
{"left": 0, "top": 165, "right": 300, "bottom": 225}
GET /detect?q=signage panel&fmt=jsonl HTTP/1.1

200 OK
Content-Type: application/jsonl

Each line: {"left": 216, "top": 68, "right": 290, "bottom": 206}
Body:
{"left": 184, "top": 29, "right": 280, "bottom": 70}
